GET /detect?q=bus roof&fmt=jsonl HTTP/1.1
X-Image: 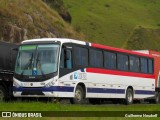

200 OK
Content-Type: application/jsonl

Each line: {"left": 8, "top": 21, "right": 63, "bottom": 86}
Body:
{"left": 22, "top": 38, "right": 87, "bottom": 45}
{"left": 22, "top": 38, "right": 153, "bottom": 58}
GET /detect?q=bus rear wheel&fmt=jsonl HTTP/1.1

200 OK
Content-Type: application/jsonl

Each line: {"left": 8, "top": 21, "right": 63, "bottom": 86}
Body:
{"left": 125, "top": 88, "right": 133, "bottom": 105}
{"left": 70, "top": 85, "right": 84, "bottom": 104}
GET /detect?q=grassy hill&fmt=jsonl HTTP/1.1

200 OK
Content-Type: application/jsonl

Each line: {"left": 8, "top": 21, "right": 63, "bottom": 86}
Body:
{"left": 0, "top": 0, "right": 85, "bottom": 43}
{"left": 127, "top": 26, "right": 160, "bottom": 50}
{"left": 1, "top": 0, "right": 160, "bottom": 50}
{"left": 63, "top": 0, "right": 160, "bottom": 50}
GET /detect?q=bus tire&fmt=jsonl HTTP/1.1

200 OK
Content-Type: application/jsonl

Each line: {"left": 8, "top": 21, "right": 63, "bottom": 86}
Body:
{"left": 0, "top": 86, "right": 7, "bottom": 102}
{"left": 70, "top": 85, "right": 84, "bottom": 104}
{"left": 125, "top": 88, "right": 133, "bottom": 105}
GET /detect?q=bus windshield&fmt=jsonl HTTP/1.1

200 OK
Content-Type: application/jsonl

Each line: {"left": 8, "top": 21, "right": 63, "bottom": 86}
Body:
{"left": 15, "top": 44, "right": 59, "bottom": 76}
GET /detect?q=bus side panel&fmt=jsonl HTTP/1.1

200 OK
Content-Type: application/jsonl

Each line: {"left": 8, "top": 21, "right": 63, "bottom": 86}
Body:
{"left": 149, "top": 50, "right": 160, "bottom": 88}
{"left": 86, "top": 70, "right": 155, "bottom": 99}
{"left": 59, "top": 68, "right": 155, "bottom": 99}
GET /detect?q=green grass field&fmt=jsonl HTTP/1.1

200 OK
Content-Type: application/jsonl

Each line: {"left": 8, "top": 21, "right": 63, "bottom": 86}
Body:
{"left": 0, "top": 101, "right": 160, "bottom": 111}
{"left": 0, "top": 102, "right": 160, "bottom": 120}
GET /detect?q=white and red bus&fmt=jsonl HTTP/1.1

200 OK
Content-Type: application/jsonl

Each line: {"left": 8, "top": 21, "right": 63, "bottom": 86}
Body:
{"left": 13, "top": 38, "right": 157, "bottom": 104}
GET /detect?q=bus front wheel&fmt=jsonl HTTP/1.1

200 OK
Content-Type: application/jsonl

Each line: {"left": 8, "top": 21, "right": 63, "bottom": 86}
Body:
{"left": 70, "top": 85, "right": 84, "bottom": 104}
{"left": 125, "top": 88, "right": 133, "bottom": 105}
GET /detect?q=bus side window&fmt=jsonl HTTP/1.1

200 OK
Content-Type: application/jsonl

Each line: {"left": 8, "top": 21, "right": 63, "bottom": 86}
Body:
{"left": 60, "top": 48, "right": 72, "bottom": 69}
{"left": 148, "top": 59, "right": 153, "bottom": 74}
{"left": 117, "top": 53, "right": 129, "bottom": 71}
{"left": 66, "top": 50, "right": 72, "bottom": 69}
{"left": 140, "top": 57, "right": 148, "bottom": 73}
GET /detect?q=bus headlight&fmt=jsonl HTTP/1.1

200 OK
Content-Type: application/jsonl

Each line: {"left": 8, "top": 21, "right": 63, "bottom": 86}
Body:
{"left": 45, "top": 81, "right": 55, "bottom": 87}
{"left": 13, "top": 81, "right": 20, "bottom": 88}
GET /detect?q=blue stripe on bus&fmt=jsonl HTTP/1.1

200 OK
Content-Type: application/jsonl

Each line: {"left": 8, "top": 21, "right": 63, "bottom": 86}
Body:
{"left": 87, "top": 88, "right": 154, "bottom": 95}
{"left": 87, "top": 88, "right": 125, "bottom": 94}
{"left": 135, "top": 90, "right": 154, "bottom": 95}
{"left": 13, "top": 86, "right": 155, "bottom": 95}
{"left": 13, "top": 86, "right": 74, "bottom": 92}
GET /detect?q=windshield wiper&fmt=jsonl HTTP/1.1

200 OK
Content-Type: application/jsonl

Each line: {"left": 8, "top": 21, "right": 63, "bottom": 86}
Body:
{"left": 36, "top": 52, "right": 46, "bottom": 78}
{"left": 21, "top": 53, "right": 33, "bottom": 77}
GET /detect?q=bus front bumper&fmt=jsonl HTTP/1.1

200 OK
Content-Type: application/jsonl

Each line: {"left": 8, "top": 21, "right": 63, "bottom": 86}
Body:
{"left": 13, "top": 86, "right": 74, "bottom": 97}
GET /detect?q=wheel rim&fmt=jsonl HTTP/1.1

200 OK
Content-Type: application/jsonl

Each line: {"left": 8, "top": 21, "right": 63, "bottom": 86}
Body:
{"left": 128, "top": 91, "right": 133, "bottom": 103}
{"left": 0, "top": 90, "right": 4, "bottom": 102}
{"left": 75, "top": 89, "right": 82, "bottom": 101}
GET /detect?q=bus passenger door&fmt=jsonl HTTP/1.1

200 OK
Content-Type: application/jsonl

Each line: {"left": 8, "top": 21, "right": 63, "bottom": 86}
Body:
{"left": 59, "top": 47, "right": 73, "bottom": 79}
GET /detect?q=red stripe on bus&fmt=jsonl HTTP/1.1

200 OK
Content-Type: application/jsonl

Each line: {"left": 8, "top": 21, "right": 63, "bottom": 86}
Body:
{"left": 86, "top": 68, "right": 155, "bottom": 79}
{"left": 91, "top": 43, "right": 153, "bottom": 58}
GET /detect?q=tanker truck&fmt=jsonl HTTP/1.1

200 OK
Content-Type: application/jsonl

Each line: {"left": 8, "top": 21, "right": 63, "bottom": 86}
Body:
{"left": 0, "top": 41, "right": 18, "bottom": 101}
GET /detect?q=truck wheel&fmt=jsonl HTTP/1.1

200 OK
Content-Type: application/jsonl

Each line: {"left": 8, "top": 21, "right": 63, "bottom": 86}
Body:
{"left": 0, "top": 86, "right": 7, "bottom": 102}
{"left": 70, "top": 85, "right": 84, "bottom": 104}
{"left": 125, "top": 88, "right": 133, "bottom": 105}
